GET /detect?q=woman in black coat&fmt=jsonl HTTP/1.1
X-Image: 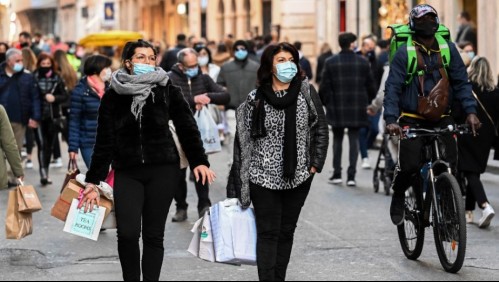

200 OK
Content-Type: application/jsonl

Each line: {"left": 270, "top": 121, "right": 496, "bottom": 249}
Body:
{"left": 459, "top": 57, "right": 498, "bottom": 229}
{"left": 80, "top": 40, "right": 216, "bottom": 281}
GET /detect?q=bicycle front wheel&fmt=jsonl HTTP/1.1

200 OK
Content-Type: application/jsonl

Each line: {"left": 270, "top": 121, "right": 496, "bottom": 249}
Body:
{"left": 433, "top": 173, "right": 467, "bottom": 273}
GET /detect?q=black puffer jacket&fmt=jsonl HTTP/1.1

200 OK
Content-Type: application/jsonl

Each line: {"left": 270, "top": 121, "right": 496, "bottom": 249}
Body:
{"left": 227, "top": 82, "right": 329, "bottom": 208}
{"left": 85, "top": 81, "right": 209, "bottom": 184}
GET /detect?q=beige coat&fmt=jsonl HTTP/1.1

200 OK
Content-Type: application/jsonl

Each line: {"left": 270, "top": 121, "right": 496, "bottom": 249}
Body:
{"left": 0, "top": 105, "right": 23, "bottom": 190}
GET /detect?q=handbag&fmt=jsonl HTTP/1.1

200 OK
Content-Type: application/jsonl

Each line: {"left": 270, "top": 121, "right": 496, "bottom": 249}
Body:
{"left": 416, "top": 50, "right": 450, "bottom": 122}
{"left": 60, "top": 159, "right": 80, "bottom": 193}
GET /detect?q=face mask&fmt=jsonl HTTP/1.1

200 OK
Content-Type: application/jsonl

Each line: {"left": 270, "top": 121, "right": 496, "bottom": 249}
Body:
{"left": 101, "top": 68, "right": 112, "bottom": 82}
{"left": 414, "top": 21, "right": 439, "bottom": 38}
{"left": 20, "top": 42, "right": 29, "bottom": 48}
{"left": 467, "top": 52, "right": 475, "bottom": 61}
{"left": 133, "top": 63, "right": 155, "bottom": 75}
{"left": 184, "top": 67, "right": 199, "bottom": 78}
{"left": 39, "top": 67, "right": 52, "bottom": 77}
{"left": 274, "top": 61, "right": 298, "bottom": 84}
{"left": 235, "top": 50, "right": 248, "bottom": 61}
{"left": 69, "top": 48, "right": 76, "bottom": 55}
{"left": 198, "top": 56, "right": 209, "bottom": 67}
{"left": 13, "top": 63, "right": 24, "bottom": 73}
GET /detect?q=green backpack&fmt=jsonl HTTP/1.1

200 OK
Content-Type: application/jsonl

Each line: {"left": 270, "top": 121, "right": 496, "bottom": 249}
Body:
{"left": 388, "top": 24, "right": 452, "bottom": 84}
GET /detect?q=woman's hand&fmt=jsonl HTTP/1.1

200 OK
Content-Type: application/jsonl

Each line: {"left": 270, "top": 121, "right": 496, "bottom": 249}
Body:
{"left": 193, "top": 165, "right": 216, "bottom": 186}
{"left": 77, "top": 183, "right": 101, "bottom": 213}
{"left": 69, "top": 152, "right": 78, "bottom": 160}
{"left": 45, "top": 94, "right": 56, "bottom": 103}
{"left": 194, "top": 94, "right": 211, "bottom": 105}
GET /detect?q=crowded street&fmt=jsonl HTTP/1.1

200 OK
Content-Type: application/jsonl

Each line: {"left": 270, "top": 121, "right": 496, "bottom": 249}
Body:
{"left": 0, "top": 123, "right": 498, "bottom": 280}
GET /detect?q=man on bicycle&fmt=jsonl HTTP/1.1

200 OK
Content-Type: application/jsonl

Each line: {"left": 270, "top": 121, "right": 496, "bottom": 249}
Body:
{"left": 384, "top": 4, "right": 480, "bottom": 226}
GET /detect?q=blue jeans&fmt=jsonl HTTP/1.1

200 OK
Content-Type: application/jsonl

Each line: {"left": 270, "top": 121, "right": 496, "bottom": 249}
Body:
{"left": 359, "top": 113, "right": 381, "bottom": 159}
{"left": 80, "top": 147, "right": 93, "bottom": 169}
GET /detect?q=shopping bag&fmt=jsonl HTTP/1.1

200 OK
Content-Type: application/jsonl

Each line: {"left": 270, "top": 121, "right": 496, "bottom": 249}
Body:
{"left": 187, "top": 211, "right": 216, "bottom": 262}
{"left": 60, "top": 159, "right": 80, "bottom": 193}
{"left": 16, "top": 184, "right": 42, "bottom": 213}
{"left": 5, "top": 189, "right": 33, "bottom": 240}
{"left": 63, "top": 199, "right": 107, "bottom": 241}
{"left": 210, "top": 200, "right": 257, "bottom": 265}
{"left": 195, "top": 107, "right": 222, "bottom": 155}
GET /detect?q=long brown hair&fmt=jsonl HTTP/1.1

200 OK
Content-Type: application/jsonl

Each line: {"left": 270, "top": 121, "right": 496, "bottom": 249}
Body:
{"left": 21, "top": 48, "right": 37, "bottom": 72}
{"left": 54, "top": 50, "right": 78, "bottom": 91}
{"left": 36, "top": 52, "right": 58, "bottom": 73}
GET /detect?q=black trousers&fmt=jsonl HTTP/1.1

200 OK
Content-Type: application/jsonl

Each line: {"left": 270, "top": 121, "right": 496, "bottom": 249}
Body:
{"left": 114, "top": 164, "right": 181, "bottom": 281}
{"left": 464, "top": 171, "right": 489, "bottom": 211}
{"left": 33, "top": 119, "right": 58, "bottom": 179}
{"left": 332, "top": 128, "right": 360, "bottom": 180}
{"left": 250, "top": 177, "right": 313, "bottom": 281}
{"left": 392, "top": 117, "right": 457, "bottom": 195}
{"left": 173, "top": 168, "right": 211, "bottom": 212}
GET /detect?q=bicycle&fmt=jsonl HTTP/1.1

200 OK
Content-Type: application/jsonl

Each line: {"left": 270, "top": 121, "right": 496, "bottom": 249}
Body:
{"left": 397, "top": 124, "right": 470, "bottom": 273}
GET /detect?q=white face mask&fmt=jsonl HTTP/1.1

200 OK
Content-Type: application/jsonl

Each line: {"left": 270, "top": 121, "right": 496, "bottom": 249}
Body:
{"left": 100, "top": 68, "right": 112, "bottom": 82}
{"left": 198, "top": 56, "right": 210, "bottom": 67}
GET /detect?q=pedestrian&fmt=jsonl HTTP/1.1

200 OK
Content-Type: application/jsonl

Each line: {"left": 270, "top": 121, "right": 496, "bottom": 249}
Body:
{"left": 81, "top": 40, "right": 215, "bottom": 281}
{"left": 159, "top": 33, "right": 187, "bottom": 72}
{"left": 0, "top": 48, "right": 41, "bottom": 156}
{"left": 212, "top": 41, "right": 233, "bottom": 67}
{"left": 168, "top": 48, "right": 230, "bottom": 222}
{"left": 457, "top": 56, "right": 498, "bottom": 228}
{"left": 32, "top": 52, "right": 69, "bottom": 186}
{"left": 65, "top": 42, "right": 82, "bottom": 74}
{"left": 218, "top": 40, "right": 260, "bottom": 111}
{"left": 19, "top": 31, "right": 42, "bottom": 57}
{"left": 21, "top": 48, "right": 38, "bottom": 73}
{"left": 194, "top": 44, "right": 220, "bottom": 82}
{"left": 21, "top": 47, "right": 38, "bottom": 169}
{"left": 319, "top": 32, "right": 377, "bottom": 186}
{"left": 315, "top": 43, "right": 333, "bottom": 85}
{"left": 293, "top": 41, "right": 313, "bottom": 80}
{"left": 0, "top": 42, "right": 9, "bottom": 63}
{"left": 54, "top": 49, "right": 78, "bottom": 142}
{"left": 68, "top": 55, "right": 112, "bottom": 168}
{"left": 456, "top": 11, "right": 477, "bottom": 51}
{"left": 0, "top": 105, "right": 24, "bottom": 190}
{"left": 227, "top": 42, "right": 329, "bottom": 281}
{"left": 457, "top": 41, "right": 475, "bottom": 66}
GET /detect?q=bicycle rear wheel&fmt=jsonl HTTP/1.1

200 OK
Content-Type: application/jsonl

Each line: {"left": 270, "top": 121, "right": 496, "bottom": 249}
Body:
{"left": 433, "top": 173, "right": 467, "bottom": 273}
{"left": 397, "top": 184, "right": 425, "bottom": 260}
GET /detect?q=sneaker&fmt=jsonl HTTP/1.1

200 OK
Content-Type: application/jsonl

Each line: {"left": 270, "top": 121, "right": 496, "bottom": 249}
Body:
{"left": 478, "top": 204, "right": 495, "bottom": 229}
{"left": 390, "top": 195, "right": 406, "bottom": 226}
{"left": 347, "top": 180, "right": 357, "bottom": 187}
{"left": 25, "top": 160, "right": 33, "bottom": 169}
{"left": 198, "top": 206, "right": 211, "bottom": 219}
{"left": 466, "top": 211, "right": 474, "bottom": 224}
{"left": 361, "top": 158, "right": 372, "bottom": 169}
{"left": 50, "top": 158, "right": 63, "bottom": 168}
{"left": 329, "top": 174, "right": 342, "bottom": 185}
{"left": 172, "top": 209, "right": 188, "bottom": 223}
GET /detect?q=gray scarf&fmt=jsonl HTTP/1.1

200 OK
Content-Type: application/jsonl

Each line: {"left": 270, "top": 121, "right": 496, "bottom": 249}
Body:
{"left": 110, "top": 68, "right": 170, "bottom": 120}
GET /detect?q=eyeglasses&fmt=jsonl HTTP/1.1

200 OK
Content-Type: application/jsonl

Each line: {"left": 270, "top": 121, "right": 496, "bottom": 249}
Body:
{"left": 132, "top": 53, "right": 157, "bottom": 63}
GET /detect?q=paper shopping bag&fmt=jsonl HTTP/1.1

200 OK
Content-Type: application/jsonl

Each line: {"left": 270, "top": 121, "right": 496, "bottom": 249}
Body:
{"left": 17, "top": 185, "right": 42, "bottom": 213}
{"left": 63, "top": 199, "right": 106, "bottom": 241}
{"left": 5, "top": 189, "right": 33, "bottom": 240}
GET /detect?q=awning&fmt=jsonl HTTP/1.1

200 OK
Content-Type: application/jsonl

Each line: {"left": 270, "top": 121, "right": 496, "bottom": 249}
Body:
{"left": 78, "top": 31, "right": 143, "bottom": 47}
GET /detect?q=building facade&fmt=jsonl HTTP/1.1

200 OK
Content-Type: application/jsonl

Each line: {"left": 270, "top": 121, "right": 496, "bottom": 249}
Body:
{"left": 11, "top": 0, "right": 58, "bottom": 37}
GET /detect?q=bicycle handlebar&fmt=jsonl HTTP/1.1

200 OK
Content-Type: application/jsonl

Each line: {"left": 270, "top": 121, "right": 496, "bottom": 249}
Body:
{"left": 402, "top": 124, "right": 471, "bottom": 139}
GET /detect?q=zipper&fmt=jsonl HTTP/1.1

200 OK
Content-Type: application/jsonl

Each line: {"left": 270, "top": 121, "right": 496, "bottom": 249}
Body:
{"left": 188, "top": 77, "right": 193, "bottom": 99}
{"left": 139, "top": 118, "right": 145, "bottom": 164}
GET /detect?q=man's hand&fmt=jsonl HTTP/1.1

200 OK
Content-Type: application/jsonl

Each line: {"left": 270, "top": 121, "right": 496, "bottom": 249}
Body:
{"left": 386, "top": 123, "right": 403, "bottom": 137}
{"left": 367, "top": 105, "right": 377, "bottom": 116}
{"left": 28, "top": 119, "right": 38, "bottom": 129}
{"left": 466, "top": 113, "right": 481, "bottom": 136}
{"left": 194, "top": 94, "right": 211, "bottom": 105}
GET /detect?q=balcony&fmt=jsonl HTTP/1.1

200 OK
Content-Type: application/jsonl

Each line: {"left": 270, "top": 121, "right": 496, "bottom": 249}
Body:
{"left": 11, "top": 0, "right": 57, "bottom": 13}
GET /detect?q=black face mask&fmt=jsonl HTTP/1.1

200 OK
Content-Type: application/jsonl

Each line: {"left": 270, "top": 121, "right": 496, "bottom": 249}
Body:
{"left": 20, "top": 42, "right": 30, "bottom": 48}
{"left": 414, "top": 21, "right": 439, "bottom": 39}
{"left": 38, "top": 67, "right": 52, "bottom": 77}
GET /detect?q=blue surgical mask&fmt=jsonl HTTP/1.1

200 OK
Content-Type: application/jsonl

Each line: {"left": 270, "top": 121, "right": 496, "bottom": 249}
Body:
{"left": 13, "top": 63, "right": 24, "bottom": 73}
{"left": 274, "top": 61, "right": 298, "bottom": 83}
{"left": 185, "top": 67, "right": 199, "bottom": 78}
{"left": 467, "top": 51, "right": 475, "bottom": 61}
{"left": 235, "top": 50, "right": 248, "bottom": 61}
{"left": 133, "top": 63, "right": 156, "bottom": 75}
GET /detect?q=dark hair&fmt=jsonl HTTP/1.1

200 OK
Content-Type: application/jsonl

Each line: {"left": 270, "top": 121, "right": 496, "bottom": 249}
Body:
{"left": 293, "top": 41, "right": 302, "bottom": 51}
{"left": 0, "top": 42, "right": 9, "bottom": 52}
{"left": 257, "top": 42, "right": 305, "bottom": 86}
{"left": 83, "top": 55, "right": 112, "bottom": 76}
{"left": 36, "top": 52, "right": 58, "bottom": 72}
{"left": 263, "top": 35, "right": 273, "bottom": 45}
{"left": 338, "top": 32, "right": 357, "bottom": 50}
{"left": 177, "top": 34, "right": 187, "bottom": 42}
{"left": 122, "top": 40, "right": 157, "bottom": 62}
{"left": 377, "top": 39, "right": 389, "bottom": 49}
{"left": 34, "top": 33, "right": 42, "bottom": 38}
{"left": 458, "top": 41, "right": 474, "bottom": 50}
{"left": 460, "top": 11, "right": 471, "bottom": 21}
{"left": 19, "top": 31, "right": 31, "bottom": 39}
{"left": 217, "top": 43, "right": 227, "bottom": 53}
{"left": 194, "top": 45, "right": 213, "bottom": 64}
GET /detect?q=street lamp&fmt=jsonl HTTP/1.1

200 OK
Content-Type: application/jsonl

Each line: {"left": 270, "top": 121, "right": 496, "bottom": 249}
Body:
{"left": 177, "top": 3, "right": 187, "bottom": 15}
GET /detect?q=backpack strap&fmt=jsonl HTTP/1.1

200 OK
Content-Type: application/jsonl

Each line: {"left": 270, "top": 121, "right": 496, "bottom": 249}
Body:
{"left": 405, "top": 38, "right": 418, "bottom": 85}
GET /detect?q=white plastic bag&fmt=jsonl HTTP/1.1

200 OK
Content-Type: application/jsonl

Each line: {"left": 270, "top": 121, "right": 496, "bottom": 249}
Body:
{"left": 210, "top": 199, "right": 257, "bottom": 265}
{"left": 187, "top": 212, "right": 216, "bottom": 262}
{"left": 195, "top": 107, "right": 222, "bottom": 155}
